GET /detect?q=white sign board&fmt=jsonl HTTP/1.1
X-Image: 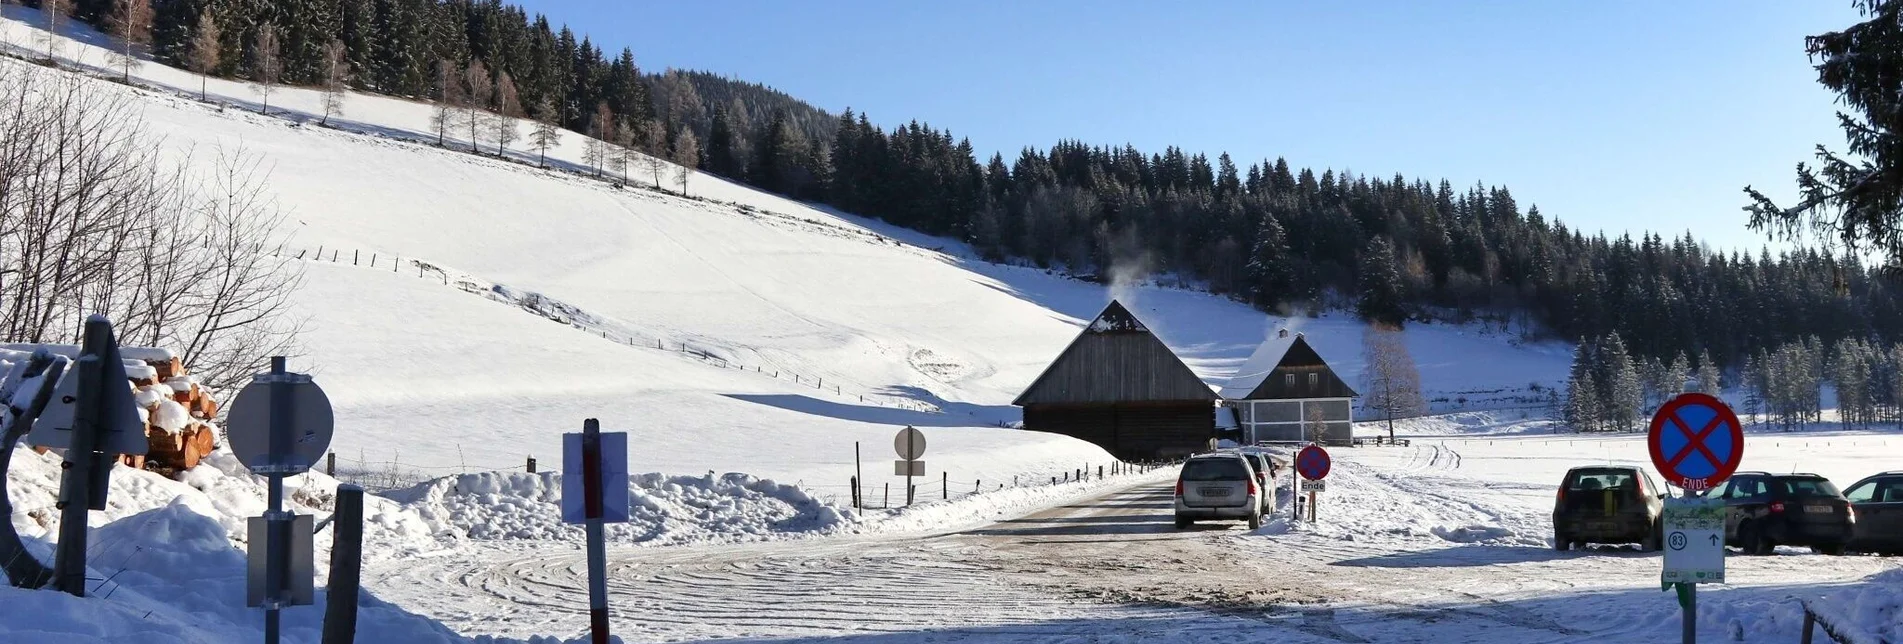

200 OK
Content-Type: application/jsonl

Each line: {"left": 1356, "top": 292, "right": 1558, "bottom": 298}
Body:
{"left": 27, "top": 349, "right": 149, "bottom": 455}
{"left": 1305, "top": 479, "right": 1327, "bottom": 493}
{"left": 562, "top": 431, "right": 630, "bottom": 524}
{"left": 894, "top": 427, "right": 927, "bottom": 460}
{"left": 894, "top": 460, "right": 924, "bottom": 477}
{"left": 1662, "top": 497, "right": 1726, "bottom": 584}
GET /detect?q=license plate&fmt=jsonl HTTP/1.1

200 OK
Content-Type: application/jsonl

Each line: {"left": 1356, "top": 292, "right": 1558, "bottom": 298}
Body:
{"left": 1806, "top": 505, "right": 1833, "bottom": 514}
{"left": 1199, "top": 487, "right": 1231, "bottom": 496}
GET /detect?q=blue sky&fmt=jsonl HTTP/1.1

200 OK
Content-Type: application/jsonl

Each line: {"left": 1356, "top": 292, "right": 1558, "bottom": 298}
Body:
{"left": 514, "top": 1, "right": 1861, "bottom": 253}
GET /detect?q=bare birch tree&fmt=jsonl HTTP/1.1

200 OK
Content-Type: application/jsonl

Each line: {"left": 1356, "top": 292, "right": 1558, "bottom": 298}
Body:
{"left": 462, "top": 59, "right": 492, "bottom": 154}
{"left": 586, "top": 102, "right": 615, "bottom": 176}
{"left": 319, "top": 39, "right": 349, "bottom": 126}
{"left": 492, "top": 71, "right": 521, "bottom": 156}
{"left": 186, "top": 8, "right": 220, "bottom": 101}
{"left": 672, "top": 127, "right": 699, "bottom": 194}
{"left": 251, "top": 25, "right": 281, "bottom": 115}
{"left": 40, "top": 0, "right": 68, "bottom": 65}
{"left": 639, "top": 118, "right": 667, "bottom": 188}
{"left": 430, "top": 58, "right": 462, "bottom": 147}
{"left": 105, "top": 0, "right": 153, "bottom": 83}
{"left": 529, "top": 98, "right": 561, "bottom": 166}
{"left": 1361, "top": 323, "right": 1425, "bottom": 441}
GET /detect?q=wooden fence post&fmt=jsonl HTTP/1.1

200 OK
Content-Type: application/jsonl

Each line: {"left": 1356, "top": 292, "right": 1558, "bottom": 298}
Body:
{"left": 326, "top": 453, "right": 335, "bottom": 476}
{"left": 942, "top": 471, "right": 948, "bottom": 500}
{"left": 525, "top": 456, "right": 536, "bottom": 473}
{"left": 353, "top": 250, "right": 359, "bottom": 265}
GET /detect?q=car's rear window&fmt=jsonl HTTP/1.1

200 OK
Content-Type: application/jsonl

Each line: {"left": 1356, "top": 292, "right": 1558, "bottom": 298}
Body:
{"left": 1776, "top": 478, "right": 1842, "bottom": 497}
{"left": 1244, "top": 454, "right": 1269, "bottom": 473}
{"left": 1181, "top": 458, "right": 1248, "bottom": 481}
{"left": 1566, "top": 469, "right": 1638, "bottom": 491}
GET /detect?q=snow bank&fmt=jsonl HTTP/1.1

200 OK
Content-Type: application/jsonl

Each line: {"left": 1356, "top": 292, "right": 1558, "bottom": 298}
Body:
{"left": 864, "top": 467, "right": 1178, "bottom": 534}
{"left": 391, "top": 470, "right": 857, "bottom": 546}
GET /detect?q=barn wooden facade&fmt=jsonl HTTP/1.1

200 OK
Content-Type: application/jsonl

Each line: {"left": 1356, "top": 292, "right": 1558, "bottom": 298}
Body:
{"left": 1013, "top": 301, "right": 1218, "bottom": 460}
{"left": 1219, "top": 329, "right": 1358, "bottom": 445}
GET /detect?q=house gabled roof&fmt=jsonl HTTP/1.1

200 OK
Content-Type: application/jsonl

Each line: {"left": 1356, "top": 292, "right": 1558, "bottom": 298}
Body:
{"left": 1013, "top": 300, "right": 1218, "bottom": 406}
{"left": 1219, "top": 331, "right": 1359, "bottom": 400}
{"left": 1217, "top": 332, "right": 1300, "bottom": 399}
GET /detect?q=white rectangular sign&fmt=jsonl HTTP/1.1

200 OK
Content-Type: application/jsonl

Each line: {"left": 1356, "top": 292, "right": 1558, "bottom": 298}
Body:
{"left": 1662, "top": 497, "right": 1726, "bottom": 584}
{"left": 561, "top": 431, "right": 630, "bottom": 524}
{"left": 1305, "top": 479, "right": 1327, "bottom": 493}
{"left": 894, "top": 460, "right": 924, "bottom": 477}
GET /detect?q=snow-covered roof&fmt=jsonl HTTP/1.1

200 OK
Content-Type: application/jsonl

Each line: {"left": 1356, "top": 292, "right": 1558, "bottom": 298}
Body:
{"left": 1217, "top": 330, "right": 1301, "bottom": 400}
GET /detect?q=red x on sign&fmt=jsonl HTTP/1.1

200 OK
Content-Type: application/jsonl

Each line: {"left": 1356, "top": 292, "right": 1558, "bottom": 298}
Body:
{"left": 1647, "top": 393, "right": 1744, "bottom": 491}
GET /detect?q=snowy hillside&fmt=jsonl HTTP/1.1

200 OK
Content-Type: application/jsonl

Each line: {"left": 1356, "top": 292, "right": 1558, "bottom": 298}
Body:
{"left": 0, "top": 7, "right": 1572, "bottom": 492}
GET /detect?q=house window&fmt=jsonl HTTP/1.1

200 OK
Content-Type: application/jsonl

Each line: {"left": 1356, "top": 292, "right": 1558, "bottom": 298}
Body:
{"left": 1285, "top": 374, "right": 1295, "bottom": 387}
{"left": 1309, "top": 373, "right": 1318, "bottom": 386}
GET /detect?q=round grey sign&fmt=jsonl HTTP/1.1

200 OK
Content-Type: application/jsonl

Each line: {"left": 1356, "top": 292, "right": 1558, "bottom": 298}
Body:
{"left": 226, "top": 377, "right": 334, "bottom": 474}
{"left": 893, "top": 426, "right": 926, "bottom": 461}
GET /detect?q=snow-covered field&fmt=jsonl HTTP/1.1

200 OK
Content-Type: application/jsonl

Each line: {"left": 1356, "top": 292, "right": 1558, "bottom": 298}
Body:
{"left": 2, "top": 10, "right": 1897, "bottom": 644}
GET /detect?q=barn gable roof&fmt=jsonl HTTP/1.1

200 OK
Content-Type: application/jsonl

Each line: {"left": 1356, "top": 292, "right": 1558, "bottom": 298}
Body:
{"left": 1219, "top": 331, "right": 1359, "bottom": 400}
{"left": 1012, "top": 300, "right": 1219, "bottom": 406}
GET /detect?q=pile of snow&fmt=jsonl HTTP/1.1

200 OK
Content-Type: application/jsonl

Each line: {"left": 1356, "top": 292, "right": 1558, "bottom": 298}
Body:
{"left": 865, "top": 466, "right": 1178, "bottom": 534}
{"left": 390, "top": 471, "right": 857, "bottom": 546}
{"left": 1249, "top": 447, "right": 1546, "bottom": 548}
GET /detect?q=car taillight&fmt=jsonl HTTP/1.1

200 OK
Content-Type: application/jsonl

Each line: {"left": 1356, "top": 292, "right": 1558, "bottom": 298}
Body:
{"left": 1175, "top": 480, "right": 1184, "bottom": 497}
{"left": 1770, "top": 501, "right": 1785, "bottom": 513}
{"left": 1556, "top": 488, "right": 1566, "bottom": 504}
{"left": 1248, "top": 479, "right": 1258, "bottom": 496}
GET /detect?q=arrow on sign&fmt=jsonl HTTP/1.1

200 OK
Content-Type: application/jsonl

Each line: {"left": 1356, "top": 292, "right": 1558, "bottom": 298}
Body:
{"left": 1710, "top": 534, "right": 1721, "bottom": 547}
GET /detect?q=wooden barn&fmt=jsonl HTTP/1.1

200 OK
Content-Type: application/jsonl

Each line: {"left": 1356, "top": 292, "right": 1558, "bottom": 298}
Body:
{"left": 1012, "top": 300, "right": 1218, "bottom": 460}
{"left": 1218, "top": 329, "right": 1358, "bottom": 445}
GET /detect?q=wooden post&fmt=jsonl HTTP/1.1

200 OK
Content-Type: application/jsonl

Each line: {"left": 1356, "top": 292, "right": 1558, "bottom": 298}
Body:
{"left": 883, "top": 483, "right": 889, "bottom": 508}
{"left": 321, "top": 485, "right": 363, "bottom": 644}
{"left": 331, "top": 250, "right": 338, "bottom": 262}
{"left": 353, "top": 250, "right": 359, "bottom": 265}
{"left": 853, "top": 442, "right": 862, "bottom": 511}
{"left": 525, "top": 456, "right": 536, "bottom": 473}
{"left": 942, "top": 471, "right": 947, "bottom": 500}
{"left": 850, "top": 476, "right": 859, "bottom": 509}
{"left": 326, "top": 453, "right": 335, "bottom": 476}
{"left": 1098, "top": 465, "right": 1103, "bottom": 480}
{"left": 371, "top": 253, "right": 377, "bottom": 267}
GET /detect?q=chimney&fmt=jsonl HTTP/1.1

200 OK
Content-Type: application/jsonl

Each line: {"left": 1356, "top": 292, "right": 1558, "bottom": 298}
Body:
{"left": 1278, "top": 328, "right": 1289, "bottom": 339}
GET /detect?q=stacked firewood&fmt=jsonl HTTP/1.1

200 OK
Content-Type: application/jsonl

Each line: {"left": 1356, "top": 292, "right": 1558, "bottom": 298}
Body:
{"left": 121, "top": 356, "right": 220, "bottom": 472}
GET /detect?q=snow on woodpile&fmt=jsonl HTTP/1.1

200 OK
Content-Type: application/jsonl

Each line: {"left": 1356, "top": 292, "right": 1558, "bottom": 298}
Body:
{"left": 390, "top": 471, "right": 858, "bottom": 546}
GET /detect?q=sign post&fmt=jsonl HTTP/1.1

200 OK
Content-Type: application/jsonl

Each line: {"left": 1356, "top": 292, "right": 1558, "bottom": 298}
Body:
{"left": 229, "top": 357, "right": 334, "bottom": 644}
{"left": 894, "top": 426, "right": 926, "bottom": 506}
{"left": 39, "top": 316, "right": 148, "bottom": 597}
{"left": 563, "top": 420, "right": 629, "bottom": 644}
{"left": 1648, "top": 393, "right": 1745, "bottom": 644}
{"left": 1296, "top": 444, "right": 1331, "bottom": 523}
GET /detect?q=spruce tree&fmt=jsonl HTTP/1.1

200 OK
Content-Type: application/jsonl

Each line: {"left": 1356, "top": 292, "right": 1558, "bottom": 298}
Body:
{"left": 1244, "top": 211, "right": 1292, "bottom": 311}
{"left": 1566, "top": 341, "right": 1602, "bottom": 432}
{"left": 1603, "top": 333, "right": 1644, "bottom": 431}
{"left": 1357, "top": 236, "right": 1407, "bottom": 326}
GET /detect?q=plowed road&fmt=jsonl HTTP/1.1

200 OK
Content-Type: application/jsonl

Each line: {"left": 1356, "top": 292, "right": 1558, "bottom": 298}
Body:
{"left": 367, "top": 481, "right": 1897, "bottom": 643}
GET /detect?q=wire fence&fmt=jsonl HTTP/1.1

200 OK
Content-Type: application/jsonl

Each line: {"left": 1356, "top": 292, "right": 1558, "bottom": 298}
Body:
{"left": 271, "top": 244, "right": 942, "bottom": 415}
{"left": 841, "top": 459, "right": 1179, "bottom": 510}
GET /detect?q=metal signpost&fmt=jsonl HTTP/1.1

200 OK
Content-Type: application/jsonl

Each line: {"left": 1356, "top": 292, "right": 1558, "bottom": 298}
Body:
{"left": 562, "top": 419, "right": 630, "bottom": 644}
{"left": 30, "top": 316, "right": 147, "bottom": 597}
{"left": 228, "top": 357, "right": 334, "bottom": 644}
{"left": 1648, "top": 392, "right": 1745, "bottom": 644}
{"left": 894, "top": 426, "right": 926, "bottom": 506}
{"left": 1296, "top": 445, "right": 1331, "bottom": 523}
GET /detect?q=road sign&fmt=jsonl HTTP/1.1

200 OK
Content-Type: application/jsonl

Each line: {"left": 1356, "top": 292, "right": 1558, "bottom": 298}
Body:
{"left": 894, "top": 426, "right": 927, "bottom": 460}
{"left": 28, "top": 347, "right": 149, "bottom": 456}
{"left": 1306, "top": 479, "right": 1327, "bottom": 493}
{"left": 226, "top": 374, "right": 334, "bottom": 474}
{"left": 247, "top": 514, "right": 314, "bottom": 607}
{"left": 894, "top": 460, "right": 924, "bottom": 477}
{"left": 562, "top": 430, "right": 630, "bottom": 524}
{"left": 1662, "top": 498, "right": 1726, "bottom": 584}
{"left": 1648, "top": 393, "right": 1744, "bottom": 491}
{"left": 1296, "top": 445, "right": 1331, "bottom": 481}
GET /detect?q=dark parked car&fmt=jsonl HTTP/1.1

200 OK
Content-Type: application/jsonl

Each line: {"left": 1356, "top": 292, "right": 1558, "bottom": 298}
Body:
{"left": 1704, "top": 472, "right": 1854, "bottom": 555}
{"left": 1844, "top": 472, "right": 1903, "bottom": 555}
{"left": 1553, "top": 466, "right": 1664, "bottom": 551}
{"left": 1174, "top": 453, "right": 1262, "bottom": 530}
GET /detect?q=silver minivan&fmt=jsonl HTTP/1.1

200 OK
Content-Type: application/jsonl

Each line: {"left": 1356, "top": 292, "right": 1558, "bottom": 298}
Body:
{"left": 1174, "top": 453, "right": 1262, "bottom": 529}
